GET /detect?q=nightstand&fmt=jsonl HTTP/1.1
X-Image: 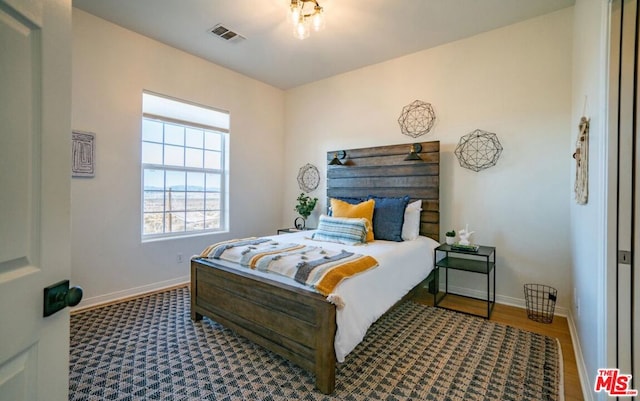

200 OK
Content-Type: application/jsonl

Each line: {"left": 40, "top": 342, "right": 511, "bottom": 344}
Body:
{"left": 277, "top": 227, "right": 315, "bottom": 235}
{"left": 433, "top": 243, "right": 496, "bottom": 319}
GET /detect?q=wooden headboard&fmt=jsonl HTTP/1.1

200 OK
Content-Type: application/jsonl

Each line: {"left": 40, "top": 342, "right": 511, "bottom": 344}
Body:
{"left": 326, "top": 141, "right": 440, "bottom": 242}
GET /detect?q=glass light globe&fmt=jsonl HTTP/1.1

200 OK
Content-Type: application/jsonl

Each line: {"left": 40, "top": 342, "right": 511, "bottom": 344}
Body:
{"left": 294, "top": 19, "right": 310, "bottom": 40}
{"left": 289, "top": 2, "right": 301, "bottom": 25}
{"left": 312, "top": 7, "right": 325, "bottom": 31}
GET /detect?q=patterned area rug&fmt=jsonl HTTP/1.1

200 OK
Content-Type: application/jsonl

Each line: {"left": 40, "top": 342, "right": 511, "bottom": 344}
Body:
{"left": 70, "top": 287, "right": 563, "bottom": 401}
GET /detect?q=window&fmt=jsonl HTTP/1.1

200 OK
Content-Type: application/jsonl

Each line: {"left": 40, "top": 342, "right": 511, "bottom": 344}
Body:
{"left": 141, "top": 92, "right": 229, "bottom": 239}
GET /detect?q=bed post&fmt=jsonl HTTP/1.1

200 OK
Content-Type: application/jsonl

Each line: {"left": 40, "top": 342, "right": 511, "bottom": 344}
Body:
{"left": 190, "top": 260, "right": 203, "bottom": 321}
{"left": 315, "top": 303, "right": 337, "bottom": 394}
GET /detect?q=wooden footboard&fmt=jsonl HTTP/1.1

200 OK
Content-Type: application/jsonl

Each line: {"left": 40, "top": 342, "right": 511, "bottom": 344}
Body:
{"left": 191, "top": 258, "right": 337, "bottom": 394}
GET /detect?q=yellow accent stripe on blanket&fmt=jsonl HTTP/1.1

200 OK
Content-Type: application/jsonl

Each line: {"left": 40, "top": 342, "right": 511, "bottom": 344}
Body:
{"left": 199, "top": 237, "right": 378, "bottom": 297}
{"left": 314, "top": 255, "right": 378, "bottom": 296}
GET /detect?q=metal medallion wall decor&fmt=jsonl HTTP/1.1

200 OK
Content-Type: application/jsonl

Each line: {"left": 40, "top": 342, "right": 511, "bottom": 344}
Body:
{"left": 454, "top": 129, "right": 503, "bottom": 172}
{"left": 297, "top": 163, "right": 320, "bottom": 193}
{"left": 573, "top": 116, "right": 589, "bottom": 204}
{"left": 398, "top": 100, "right": 436, "bottom": 138}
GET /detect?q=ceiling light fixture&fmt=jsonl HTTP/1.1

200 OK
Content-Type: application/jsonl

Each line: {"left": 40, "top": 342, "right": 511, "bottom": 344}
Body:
{"left": 289, "top": 0, "right": 325, "bottom": 40}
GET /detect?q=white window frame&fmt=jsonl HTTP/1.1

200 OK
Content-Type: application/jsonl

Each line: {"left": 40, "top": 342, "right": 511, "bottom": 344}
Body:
{"left": 141, "top": 92, "right": 229, "bottom": 241}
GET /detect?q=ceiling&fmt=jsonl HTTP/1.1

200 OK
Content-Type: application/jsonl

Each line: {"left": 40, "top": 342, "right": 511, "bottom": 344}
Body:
{"left": 72, "top": 0, "right": 575, "bottom": 90}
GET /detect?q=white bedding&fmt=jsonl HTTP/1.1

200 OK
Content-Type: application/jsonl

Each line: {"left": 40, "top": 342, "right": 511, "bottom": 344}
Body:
{"left": 202, "top": 231, "right": 440, "bottom": 363}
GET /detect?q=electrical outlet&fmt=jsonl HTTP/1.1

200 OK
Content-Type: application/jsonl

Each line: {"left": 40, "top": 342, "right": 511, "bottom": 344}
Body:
{"left": 177, "top": 253, "right": 183, "bottom": 264}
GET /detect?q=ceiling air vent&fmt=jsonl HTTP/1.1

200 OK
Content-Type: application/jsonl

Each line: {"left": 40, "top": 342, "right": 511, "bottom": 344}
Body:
{"left": 209, "top": 24, "right": 245, "bottom": 42}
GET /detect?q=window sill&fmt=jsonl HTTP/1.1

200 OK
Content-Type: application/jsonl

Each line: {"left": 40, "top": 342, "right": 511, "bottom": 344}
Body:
{"left": 141, "top": 230, "right": 229, "bottom": 243}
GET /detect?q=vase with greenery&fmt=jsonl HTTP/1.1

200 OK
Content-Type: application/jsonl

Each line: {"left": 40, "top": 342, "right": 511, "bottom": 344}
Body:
{"left": 294, "top": 193, "right": 318, "bottom": 229}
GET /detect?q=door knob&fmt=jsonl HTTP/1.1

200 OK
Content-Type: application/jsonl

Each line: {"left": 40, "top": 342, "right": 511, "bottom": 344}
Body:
{"left": 43, "top": 280, "right": 83, "bottom": 317}
{"left": 63, "top": 286, "right": 83, "bottom": 307}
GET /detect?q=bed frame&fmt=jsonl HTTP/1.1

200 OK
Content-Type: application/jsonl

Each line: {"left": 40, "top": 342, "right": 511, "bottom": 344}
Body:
{"left": 191, "top": 141, "right": 439, "bottom": 394}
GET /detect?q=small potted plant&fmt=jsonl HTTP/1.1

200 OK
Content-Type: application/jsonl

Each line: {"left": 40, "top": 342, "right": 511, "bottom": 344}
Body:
{"left": 445, "top": 230, "right": 456, "bottom": 245}
{"left": 294, "top": 193, "right": 318, "bottom": 229}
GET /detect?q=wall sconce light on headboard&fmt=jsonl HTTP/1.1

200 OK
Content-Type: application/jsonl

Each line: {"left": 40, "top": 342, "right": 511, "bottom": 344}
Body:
{"left": 329, "top": 150, "right": 347, "bottom": 165}
{"left": 404, "top": 143, "right": 423, "bottom": 161}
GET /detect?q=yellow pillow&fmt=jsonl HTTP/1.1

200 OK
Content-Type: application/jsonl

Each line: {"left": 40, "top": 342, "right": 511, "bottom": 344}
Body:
{"left": 330, "top": 198, "right": 375, "bottom": 242}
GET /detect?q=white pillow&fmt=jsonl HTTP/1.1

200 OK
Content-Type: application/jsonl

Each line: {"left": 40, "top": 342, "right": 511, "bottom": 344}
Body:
{"left": 401, "top": 200, "right": 422, "bottom": 241}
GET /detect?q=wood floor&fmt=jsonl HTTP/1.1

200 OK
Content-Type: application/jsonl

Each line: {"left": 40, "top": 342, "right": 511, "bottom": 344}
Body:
{"left": 413, "top": 291, "right": 584, "bottom": 401}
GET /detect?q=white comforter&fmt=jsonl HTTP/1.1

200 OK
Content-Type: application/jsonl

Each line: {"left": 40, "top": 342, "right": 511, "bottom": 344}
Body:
{"left": 206, "top": 231, "right": 440, "bottom": 363}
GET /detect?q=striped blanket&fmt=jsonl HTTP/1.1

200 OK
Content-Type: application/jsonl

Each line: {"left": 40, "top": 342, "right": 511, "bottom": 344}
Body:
{"left": 199, "top": 238, "right": 378, "bottom": 301}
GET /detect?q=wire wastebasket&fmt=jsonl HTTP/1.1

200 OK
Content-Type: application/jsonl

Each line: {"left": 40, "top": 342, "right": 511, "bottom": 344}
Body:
{"left": 524, "top": 284, "right": 557, "bottom": 324}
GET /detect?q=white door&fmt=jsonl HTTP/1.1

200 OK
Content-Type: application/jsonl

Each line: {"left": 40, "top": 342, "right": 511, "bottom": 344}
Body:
{"left": 610, "top": 1, "right": 639, "bottom": 399}
{"left": 617, "top": 0, "right": 635, "bottom": 386}
{"left": 0, "top": 0, "right": 72, "bottom": 400}
{"left": 634, "top": 0, "right": 640, "bottom": 389}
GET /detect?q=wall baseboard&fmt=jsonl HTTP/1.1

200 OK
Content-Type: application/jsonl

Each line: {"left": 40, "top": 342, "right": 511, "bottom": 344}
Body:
{"left": 566, "top": 309, "right": 593, "bottom": 401}
{"left": 71, "top": 276, "right": 190, "bottom": 314}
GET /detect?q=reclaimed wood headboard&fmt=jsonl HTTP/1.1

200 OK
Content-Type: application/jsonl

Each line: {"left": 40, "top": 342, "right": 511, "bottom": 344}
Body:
{"left": 326, "top": 141, "right": 440, "bottom": 242}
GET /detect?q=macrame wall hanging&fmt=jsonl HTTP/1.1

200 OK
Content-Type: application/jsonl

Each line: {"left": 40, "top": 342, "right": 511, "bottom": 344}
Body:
{"left": 573, "top": 116, "right": 590, "bottom": 204}
{"left": 454, "top": 129, "right": 503, "bottom": 172}
{"left": 398, "top": 100, "right": 436, "bottom": 138}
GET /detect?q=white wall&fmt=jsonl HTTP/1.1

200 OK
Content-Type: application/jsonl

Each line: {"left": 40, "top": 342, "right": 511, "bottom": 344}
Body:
{"left": 283, "top": 9, "right": 574, "bottom": 308}
{"left": 71, "top": 9, "right": 285, "bottom": 307}
{"left": 71, "top": 5, "right": 581, "bottom": 315}
{"left": 569, "top": 1, "right": 610, "bottom": 399}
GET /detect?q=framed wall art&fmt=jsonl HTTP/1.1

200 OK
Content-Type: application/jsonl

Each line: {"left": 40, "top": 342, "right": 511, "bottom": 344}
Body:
{"left": 72, "top": 131, "right": 95, "bottom": 178}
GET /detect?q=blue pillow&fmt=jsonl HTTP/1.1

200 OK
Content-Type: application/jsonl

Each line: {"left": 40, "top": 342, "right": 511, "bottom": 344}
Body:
{"left": 367, "top": 195, "right": 410, "bottom": 242}
{"left": 335, "top": 197, "right": 366, "bottom": 204}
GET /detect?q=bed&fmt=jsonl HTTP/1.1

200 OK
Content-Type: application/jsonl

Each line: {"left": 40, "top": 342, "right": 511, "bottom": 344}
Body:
{"left": 190, "top": 141, "right": 440, "bottom": 394}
